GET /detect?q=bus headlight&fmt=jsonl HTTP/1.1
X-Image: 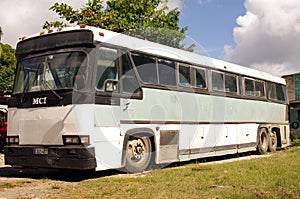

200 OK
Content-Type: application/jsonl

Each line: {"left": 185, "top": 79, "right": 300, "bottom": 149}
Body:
{"left": 63, "top": 135, "right": 90, "bottom": 145}
{"left": 6, "top": 136, "right": 19, "bottom": 145}
{"left": 80, "top": 136, "right": 90, "bottom": 145}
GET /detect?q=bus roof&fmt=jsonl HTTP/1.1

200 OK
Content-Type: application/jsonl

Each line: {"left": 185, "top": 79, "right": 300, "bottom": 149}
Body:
{"left": 19, "top": 25, "right": 286, "bottom": 85}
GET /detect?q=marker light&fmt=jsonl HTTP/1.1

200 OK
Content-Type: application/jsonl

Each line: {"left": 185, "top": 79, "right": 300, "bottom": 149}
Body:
{"left": 99, "top": 32, "right": 105, "bottom": 37}
{"left": 79, "top": 24, "right": 86, "bottom": 28}
{"left": 48, "top": 29, "right": 53, "bottom": 33}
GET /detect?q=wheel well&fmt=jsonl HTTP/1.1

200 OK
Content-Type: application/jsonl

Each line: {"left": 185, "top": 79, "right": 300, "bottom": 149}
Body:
{"left": 121, "top": 128, "right": 156, "bottom": 166}
{"left": 271, "top": 127, "right": 282, "bottom": 148}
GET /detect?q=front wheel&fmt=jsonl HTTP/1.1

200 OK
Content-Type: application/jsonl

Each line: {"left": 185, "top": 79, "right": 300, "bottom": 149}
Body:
{"left": 257, "top": 128, "right": 269, "bottom": 155}
{"left": 124, "top": 135, "right": 152, "bottom": 173}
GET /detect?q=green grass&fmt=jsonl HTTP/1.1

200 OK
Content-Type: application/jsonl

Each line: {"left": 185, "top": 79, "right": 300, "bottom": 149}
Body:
{"left": 2, "top": 147, "right": 299, "bottom": 198}
{"left": 44, "top": 147, "right": 300, "bottom": 199}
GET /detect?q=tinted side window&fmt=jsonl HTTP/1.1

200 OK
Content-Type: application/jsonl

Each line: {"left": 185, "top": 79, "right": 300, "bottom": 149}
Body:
{"left": 196, "top": 68, "right": 206, "bottom": 89}
{"left": 267, "top": 82, "right": 277, "bottom": 100}
{"left": 96, "top": 47, "right": 118, "bottom": 91}
{"left": 255, "top": 81, "right": 265, "bottom": 97}
{"left": 179, "top": 65, "right": 191, "bottom": 87}
{"left": 121, "top": 52, "right": 141, "bottom": 94}
{"left": 212, "top": 71, "right": 237, "bottom": 93}
{"left": 244, "top": 78, "right": 265, "bottom": 97}
{"left": 267, "top": 82, "right": 286, "bottom": 102}
{"left": 212, "top": 71, "right": 224, "bottom": 91}
{"left": 276, "top": 84, "right": 286, "bottom": 101}
{"left": 225, "top": 74, "right": 237, "bottom": 93}
{"left": 132, "top": 54, "right": 158, "bottom": 84}
{"left": 157, "top": 59, "right": 176, "bottom": 86}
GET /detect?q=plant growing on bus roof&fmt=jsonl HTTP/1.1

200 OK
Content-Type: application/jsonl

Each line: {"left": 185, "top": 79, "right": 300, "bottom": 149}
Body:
{"left": 43, "top": 0, "right": 194, "bottom": 51}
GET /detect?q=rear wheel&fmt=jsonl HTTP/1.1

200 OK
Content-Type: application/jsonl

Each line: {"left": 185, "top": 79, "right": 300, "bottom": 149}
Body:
{"left": 257, "top": 128, "right": 269, "bottom": 155}
{"left": 124, "top": 135, "right": 152, "bottom": 173}
{"left": 268, "top": 131, "right": 277, "bottom": 152}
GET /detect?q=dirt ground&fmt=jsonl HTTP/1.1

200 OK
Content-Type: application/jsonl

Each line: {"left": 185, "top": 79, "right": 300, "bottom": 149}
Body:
{"left": 0, "top": 153, "right": 77, "bottom": 199}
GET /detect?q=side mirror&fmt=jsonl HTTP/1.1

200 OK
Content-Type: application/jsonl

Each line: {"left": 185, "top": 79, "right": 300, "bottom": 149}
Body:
{"left": 105, "top": 80, "right": 118, "bottom": 92}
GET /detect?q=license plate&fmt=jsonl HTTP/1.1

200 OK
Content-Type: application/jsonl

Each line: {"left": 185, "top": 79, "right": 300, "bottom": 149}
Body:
{"left": 33, "top": 147, "right": 48, "bottom": 155}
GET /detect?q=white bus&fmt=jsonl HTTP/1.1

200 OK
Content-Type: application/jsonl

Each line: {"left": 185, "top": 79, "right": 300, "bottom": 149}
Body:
{"left": 5, "top": 26, "right": 290, "bottom": 173}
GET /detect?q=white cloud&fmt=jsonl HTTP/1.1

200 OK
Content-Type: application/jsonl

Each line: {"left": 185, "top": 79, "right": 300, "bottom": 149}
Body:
{"left": 161, "top": 0, "right": 183, "bottom": 11}
{"left": 197, "top": 0, "right": 212, "bottom": 5}
{"left": 224, "top": 0, "right": 300, "bottom": 76}
{"left": 0, "top": 0, "right": 84, "bottom": 48}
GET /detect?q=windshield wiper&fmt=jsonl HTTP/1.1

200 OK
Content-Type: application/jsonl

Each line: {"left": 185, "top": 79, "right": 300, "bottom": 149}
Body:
{"left": 41, "top": 79, "right": 63, "bottom": 100}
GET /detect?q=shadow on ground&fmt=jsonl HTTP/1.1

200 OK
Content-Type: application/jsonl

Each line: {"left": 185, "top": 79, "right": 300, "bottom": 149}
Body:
{"left": 0, "top": 151, "right": 258, "bottom": 182}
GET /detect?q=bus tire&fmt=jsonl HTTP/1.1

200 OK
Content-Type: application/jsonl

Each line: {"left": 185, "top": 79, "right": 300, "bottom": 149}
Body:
{"left": 124, "top": 135, "right": 152, "bottom": 173}
{"left": 268, "top": 131, "right": 277, "bottom": 152}
{"left": 257, "top": 128, "right": 269, "bottom": 155}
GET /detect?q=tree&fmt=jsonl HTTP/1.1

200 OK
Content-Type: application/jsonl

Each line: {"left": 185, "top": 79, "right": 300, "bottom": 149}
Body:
{"left": 0, "top": 43, "right": 16, "bottom": 91}
{"left": 43, "top": 0, "right": 191, "bottom": 50}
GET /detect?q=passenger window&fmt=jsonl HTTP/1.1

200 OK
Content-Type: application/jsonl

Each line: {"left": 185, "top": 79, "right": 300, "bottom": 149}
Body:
{"left": 132, "top": 54, "right": 158, "bottom": 84}
{"left": 212, "top": 71, "right": 224, "bottom": 91}
{"left": 276, "top": 84, "right": 286, "bottom": 101}
{"left": 179, "top": 65, "right": 191, "bottom": 87}
{"left": 268, "top": 82, "right": 286, "bottom": 102}
{"left": 196, "top": 68, "right": 206, "bottom": 89}
{"left": 158, "top": 59, "right": 176, "bottom": 86}
{"left": 121, "top": 52, "right": 141, "bottom": 95}
{"left": 179, "top": 65, "right": 206, "bottom": 89}
{"left": 225, "top": 74, "right": 237, "bottom": 93}
{"left": 255, "top": 81, "right": 265, "bottom": 97}
{"left": 245, "top": 78, "right": 254, "bottom": 96}
{"left": 212, "top": 71, "right": 237, "bottom": 93}
{"left": 244, "top": 78, "right": 265, "bottom": 97}
{"left": 96, "top": 47, "right": 118, "bottom": 91}
{"left": 267, "top": 82, "right": 277, "bottom": 100}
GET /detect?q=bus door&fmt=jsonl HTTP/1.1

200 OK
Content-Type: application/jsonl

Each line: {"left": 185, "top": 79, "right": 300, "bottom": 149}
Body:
{"left": 95, "top": 46, "right": 142, "bottom": 127}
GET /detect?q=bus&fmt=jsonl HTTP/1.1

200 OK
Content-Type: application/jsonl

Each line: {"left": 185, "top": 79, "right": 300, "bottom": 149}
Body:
{"left": 5, "top": 26, "right": 290, "bottom": 173}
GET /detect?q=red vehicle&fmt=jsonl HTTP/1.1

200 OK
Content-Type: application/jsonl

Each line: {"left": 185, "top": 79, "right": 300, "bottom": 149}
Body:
{"left": 0, "top": 107, "right": 7, "bottom": 149}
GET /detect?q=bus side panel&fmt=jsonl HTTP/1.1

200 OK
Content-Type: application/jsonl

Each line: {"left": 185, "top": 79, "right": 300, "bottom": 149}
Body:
{"left": 237, "top": 124, "right": 259, "bottom": 153}
{"left": 214, "top": 125, "right": 238, "bottom": 156}
{"left": 179, "top": 124, "right": 216, "bottom": 161}
{"left": 93, "top": 105, "right": 123, "bottom": 170}
{"left": 93, "top": 127, "right": 124, "bottom": 171}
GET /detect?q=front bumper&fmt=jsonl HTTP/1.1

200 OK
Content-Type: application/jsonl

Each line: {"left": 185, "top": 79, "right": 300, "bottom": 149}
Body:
{"left": 4, "top": 145, "right": 96, "bottom": 170}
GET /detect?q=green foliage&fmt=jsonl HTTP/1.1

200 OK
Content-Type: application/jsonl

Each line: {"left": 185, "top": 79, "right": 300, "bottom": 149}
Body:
{"left": 0, "top": 43, "right": 16, "bottom": 91}
{"left": 290, "top": 130, "right": 297, "bottom": 142}
{"left": 43, "top": 0, "right": 192, "bottom": 49}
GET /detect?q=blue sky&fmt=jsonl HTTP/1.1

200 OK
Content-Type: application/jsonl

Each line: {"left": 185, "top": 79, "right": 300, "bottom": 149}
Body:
{"left": 179, "top": 0, "right": 245, "bottom": 59}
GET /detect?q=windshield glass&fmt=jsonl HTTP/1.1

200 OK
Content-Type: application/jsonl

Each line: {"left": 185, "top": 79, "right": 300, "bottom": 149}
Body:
{"left": 13, "top": 52, "right": 87, "bottom": 94}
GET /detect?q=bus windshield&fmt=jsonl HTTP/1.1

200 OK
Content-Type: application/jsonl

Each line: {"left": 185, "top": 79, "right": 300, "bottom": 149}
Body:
{"left": 13, "top": 52, "right": 87, "bottom": 94}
